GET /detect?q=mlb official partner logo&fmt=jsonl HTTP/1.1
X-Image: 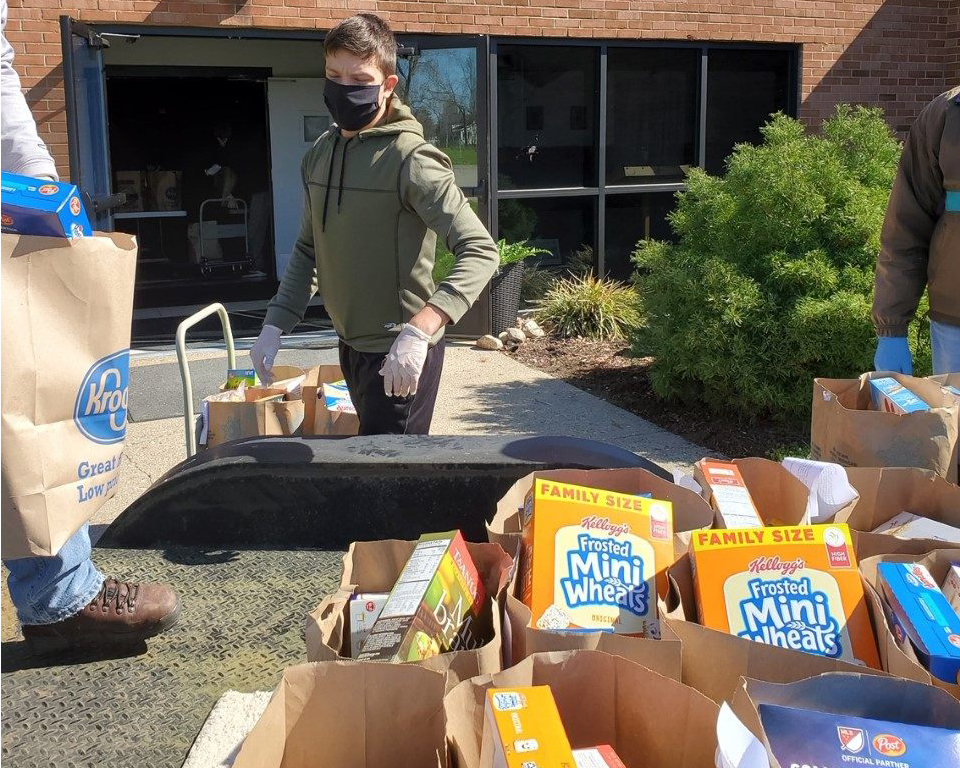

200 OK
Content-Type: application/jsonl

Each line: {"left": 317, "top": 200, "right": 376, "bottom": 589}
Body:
{"left": 74, "top": 350, "right": 130, "bottom": 444}
{"left": 837, "top": 726, "right": 865, "bottom": 754}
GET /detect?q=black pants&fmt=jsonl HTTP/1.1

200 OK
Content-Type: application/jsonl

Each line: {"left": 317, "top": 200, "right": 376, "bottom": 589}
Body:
{"left": 338, "top": 339, "right": 445, "bottom": 435}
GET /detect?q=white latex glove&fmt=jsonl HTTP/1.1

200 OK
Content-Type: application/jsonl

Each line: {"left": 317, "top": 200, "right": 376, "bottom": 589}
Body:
{"left": 250, "top": 324, "right": 282, "bottom": 385}
{"left": 379, "top": 324, "right": 432, "bottom": 398}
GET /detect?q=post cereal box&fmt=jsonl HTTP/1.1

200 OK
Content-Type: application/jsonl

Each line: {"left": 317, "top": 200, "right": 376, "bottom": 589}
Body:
{"left": 690, "top": 524, "right": 880, "bottom": 668}
{"left": 520, "top": 478, "right": 674, "bottom": 637}
{"left": 484, "top": 686, "right": 575, "bottom": 768}
{"left": 356, "top": 531, "right": 485, "bottom": 663}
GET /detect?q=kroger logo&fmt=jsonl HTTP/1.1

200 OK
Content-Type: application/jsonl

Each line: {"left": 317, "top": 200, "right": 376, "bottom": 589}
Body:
{"left": 74, "top": 350, "right": 130, "bottom": 444}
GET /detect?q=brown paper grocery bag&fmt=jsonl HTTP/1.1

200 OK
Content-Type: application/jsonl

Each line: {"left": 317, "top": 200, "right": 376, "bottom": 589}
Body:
{"left": 232, "top": 661, "right": 447, "bottom": 768}
{"left": 727, "top": 672, "right": 960, "bottom": 768}
{"left": 305, "top": 539, "right": 513, "bottom": 690}
{"left": 1, "top": 233, "right": 136, "bottom": 558}
{"left": 836, "top": 467, "right": 960, "bottom": 559}
{"left": 302, "top": 364, "right": 360, "bottom": 436}
{"left": 859, "top": 549, "right": 960, "bottom": 699}
{"left": 444, "top": 650, "right": 719, "bottom": 768}
{"left": 487, "top": 467, "right": 714, "bottom": 556}
{"left": 811, "top": 372, "right": 960, "bottom": 482}
{"left": 204, "top": 386, "right": 304, "bottom": 447}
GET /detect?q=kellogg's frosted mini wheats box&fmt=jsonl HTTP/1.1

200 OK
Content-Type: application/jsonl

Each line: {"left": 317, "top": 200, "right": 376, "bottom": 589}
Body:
{"left": 520, "top": 477, "right": 674, "bottom": 637}
{"left": 1, "top": 172, "right": 92, "bottom": 239}
{"left": 690, "top": 524, "right": 880, "bottom": 667}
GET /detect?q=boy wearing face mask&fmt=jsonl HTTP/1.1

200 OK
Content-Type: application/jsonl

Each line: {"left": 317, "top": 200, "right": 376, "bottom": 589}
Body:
{"left": 251, "top": 14, "right": 499, "bottom": 435}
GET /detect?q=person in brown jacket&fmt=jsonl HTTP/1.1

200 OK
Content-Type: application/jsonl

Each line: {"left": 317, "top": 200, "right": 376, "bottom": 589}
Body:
{"left": 873, "top": 86, "right": 959, "bottom": 375}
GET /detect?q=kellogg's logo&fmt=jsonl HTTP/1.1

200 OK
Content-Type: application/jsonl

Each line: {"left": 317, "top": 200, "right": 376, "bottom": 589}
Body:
{"left": 70, "top": 196, "right": 82, "bottom": 216}
{"left": 872, "top": 734, "right": 906, "bottom": 756}
{"left": 1, "top": 213, "right": 12, "bottom": 226}
{"left": 74, "top": 350, "right": 129, "bottom": 444}
{"left": 38, "top": 184, "right": 58, "bottom": 195}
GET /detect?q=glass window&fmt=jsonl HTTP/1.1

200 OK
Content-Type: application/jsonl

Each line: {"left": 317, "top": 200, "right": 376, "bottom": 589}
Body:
{"left": 498, "top": 196, "right": 596, "bottom": 272}
{"left": 401, "top": 47, "right": 479, "bottom": 189}
{"left": 705, "top": 49, "right": 792, "bottom": 174}
{"left": 604, "top": 192, "right": 676, "bottom": 281}
{"left": 497, "top": 46, "right": 598, "bottom": 190}
{"left": 606, "top": 48, "right": 699, "bottom": 185}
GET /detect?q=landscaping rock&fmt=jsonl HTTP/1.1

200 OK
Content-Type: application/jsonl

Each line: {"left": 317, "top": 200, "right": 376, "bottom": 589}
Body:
{"left": 500, "top": 328, "right": 526, "bottom": 347}
{"left": 476, "top": 334, "right": 504, "bottom": 351}
{"left": 521, "top": 318, "right": 545, "bottom": 338}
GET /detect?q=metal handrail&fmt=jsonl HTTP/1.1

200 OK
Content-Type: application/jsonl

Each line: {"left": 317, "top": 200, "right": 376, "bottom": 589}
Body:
{"left": 176, "top": 303, "right": 236, "bottom": 457}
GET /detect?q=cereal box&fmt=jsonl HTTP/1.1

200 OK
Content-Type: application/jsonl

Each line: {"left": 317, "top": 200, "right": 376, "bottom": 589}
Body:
{"left": 759, "top": 703, "right": 960, "bottom": 768}
{"left": 877, "top": 562, "right": 960, "bottom": 683}
{"left": 695, "top": 459, "right": 763, "bottom": 529}
{"left": 690, "top": 524, "right": 880, "bottom": 668}
{"left": 356, "top": 530, "right": 485, "bottom": 663}
{"left": 942, "top": 565, "right": 960, "bottom": 616}
{"left": 484, "top": 686, "right": 575, "bottom": 768}
{"left": 873, "top": 511, "right": 960, "bottom": 544}
{"left": 321, "top": 379, "right": 356, "bottom": 414}
{"left": 573, "top": 745, "right": 627, "bottom": 768}
{"left": 348, "top": 592, "right": 387, "bottom": 656}
{"left": 520, "top": 478, "right": 674, "bottom": 637}
{"left": 869, "top": 377, "right": 930, "bottom": 414}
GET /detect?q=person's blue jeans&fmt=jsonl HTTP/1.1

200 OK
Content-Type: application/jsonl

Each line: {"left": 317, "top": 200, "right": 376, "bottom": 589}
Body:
{"left": 4, "top": 524, "right": 104, "bottom": 626}
{"left": 931, "top": 319, "right": 960, "bottom": 375}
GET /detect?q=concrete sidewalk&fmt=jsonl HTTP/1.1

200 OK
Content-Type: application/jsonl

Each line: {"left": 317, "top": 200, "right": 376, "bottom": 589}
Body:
{"left": 91, "top": 340, "right": 706, "bottom": 534}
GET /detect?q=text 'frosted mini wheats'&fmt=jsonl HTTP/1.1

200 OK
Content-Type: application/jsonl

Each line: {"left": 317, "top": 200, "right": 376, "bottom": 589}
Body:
{"left": 521, "top": 478, "right": 674, "bottom": 637}
{"left": 690, "top": 524, "right": 880, "bottom": 668}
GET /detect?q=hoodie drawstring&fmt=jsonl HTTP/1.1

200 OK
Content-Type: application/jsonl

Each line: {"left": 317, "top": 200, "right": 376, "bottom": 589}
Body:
{"left": 337, "top": 138, "right": 349, "bottom": 213}
{"left": 320, "top": 133, "right": 339, "bottom": 232}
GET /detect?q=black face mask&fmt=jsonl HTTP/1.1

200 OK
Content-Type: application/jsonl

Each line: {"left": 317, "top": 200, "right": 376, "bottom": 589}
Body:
{"left": 323, "top": 79, "right": 383, "bottom": 131}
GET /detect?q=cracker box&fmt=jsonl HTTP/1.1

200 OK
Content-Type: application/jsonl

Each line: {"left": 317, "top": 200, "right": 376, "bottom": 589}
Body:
{"left": 1, "top": 172, "right": 92, "bottom": 238}
{"left": 573, "top": 745, "right": 626, "bottom": 768}
{"left": 349, "top": 592, "right": 387, "bottom": 656}
{"left": 942, "top": 565, "right": 960, "bottom": 616}
{"left": 225, "top": 368, "right": 258, "bottom": 390}
{"left": 520, "top": 478, "right": 674, "bottom": 637}
{"left": 357, "top": 530, "right": 485, "bottom": 663}
{"left": 873, "top": 511, "right": 960, "bottom": 544}
{"left": 869, "top": 377, "right": 930, "bottom": 414}
{"left": 758, "top": 703, "right": 960, "bottom": 768}
{"left": 484, "top": 686, "right": 575, "bottom": 768}
{"left": 322, "top": 379, "right": 356, "bottom": 414}
{"left": 690, "top": 524, "right": 880, "bottom": 668}
{"left": 876, "top": 562, "right": 960, "bottom": 683}
{"left": 695, "top": 460, "right": 763, "bottom": 529}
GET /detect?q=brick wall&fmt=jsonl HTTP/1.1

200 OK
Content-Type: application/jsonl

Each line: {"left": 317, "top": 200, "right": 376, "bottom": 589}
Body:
{"left": 4, "top": 0, "right": 957, "bottom": 179}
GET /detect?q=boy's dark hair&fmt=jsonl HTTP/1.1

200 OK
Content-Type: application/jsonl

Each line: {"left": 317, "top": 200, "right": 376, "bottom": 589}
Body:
{"left": 324, "top": 14, "right": 397, "bottom": 77}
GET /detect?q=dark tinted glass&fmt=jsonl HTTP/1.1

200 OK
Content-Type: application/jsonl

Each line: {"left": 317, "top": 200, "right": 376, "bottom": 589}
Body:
{"left": 604, "top": 192, "right": 676, "bottom": 281}
{"left": 498, "top": 196, "right": 596, "bottom": 271}
{"left": 606, "top": 48, "right": 699, "bottom": 184}
{"left": 705, "top": 49, "right": 792, "bottom": 174}
{"left": 497, "top": 46, "right": 598, "bottom": 190}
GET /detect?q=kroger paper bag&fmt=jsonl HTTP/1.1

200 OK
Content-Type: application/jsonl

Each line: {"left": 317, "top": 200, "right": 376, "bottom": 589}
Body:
{"left": 1, "top": 233, "right": 136, "bottom": 558}
{"left": 233, "top": 661, "right": 446, "bottom": 768}
{"left": 305, "top": 539, "right": 513, "bottom": 690}
{"left": 444, "top": 650, "right": 719, "bottom": 768}
{"left": 811, "top": 373, "right": 959, "bottom": 483}
{"left": 302, "top": 365, "right": 360, "bottom": 436}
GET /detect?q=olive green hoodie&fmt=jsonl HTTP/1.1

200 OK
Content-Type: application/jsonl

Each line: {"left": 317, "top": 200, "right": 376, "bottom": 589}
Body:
{"left": 264, "top": 98, "right": 499, "bottom": 353}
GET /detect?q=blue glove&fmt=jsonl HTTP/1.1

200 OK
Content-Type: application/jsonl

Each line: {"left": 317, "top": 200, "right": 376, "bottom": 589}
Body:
{"left": 874, "top": 336, "right": 913, "bottom": 374}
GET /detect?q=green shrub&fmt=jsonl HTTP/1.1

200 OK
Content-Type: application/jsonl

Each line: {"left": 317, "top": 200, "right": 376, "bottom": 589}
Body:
{"left": 536, "top": 274, "right": 642, "bottom": 341}
{"left": 498, "top": 239, "right": 549, "bottom": 267}
{"left": 631, "top": 106, "right": 923, "bottom": 418}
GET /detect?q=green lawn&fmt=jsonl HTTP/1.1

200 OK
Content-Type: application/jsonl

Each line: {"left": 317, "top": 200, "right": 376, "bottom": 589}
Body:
{"left": 438, "top": 145, "right": 478, "bottom": 166}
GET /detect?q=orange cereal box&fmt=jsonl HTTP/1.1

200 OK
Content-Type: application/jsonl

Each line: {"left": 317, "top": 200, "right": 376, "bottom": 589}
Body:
{"left": 520, "top": 477, "right": 674, "bottom": 637}
{"left": 484, "top": 686, "right": 575, "bottom": 768}
{"left": 690, "top": 524, "right": 880, "bottom": 668}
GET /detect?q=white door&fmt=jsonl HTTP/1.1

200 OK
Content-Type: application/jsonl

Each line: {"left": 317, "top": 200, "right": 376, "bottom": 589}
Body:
{"left": 267, "top": 78, "right": 329, "bottom": 279}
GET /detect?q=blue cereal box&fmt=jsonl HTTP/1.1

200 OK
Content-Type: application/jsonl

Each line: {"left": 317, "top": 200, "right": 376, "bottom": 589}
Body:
{"left": 322, "top": 379, "right": 356, "bottom": 414}
{"left": 1, "top": 172, "right": 92, "bottom": 238}
{"left": 759, "top": 703, "right": 960, "bottom": 768}
{"left": 868, "top": 377, "right": 930, "bottom": 414}
{"left": 877, "top": 561, "right": 960, "bottom": 683}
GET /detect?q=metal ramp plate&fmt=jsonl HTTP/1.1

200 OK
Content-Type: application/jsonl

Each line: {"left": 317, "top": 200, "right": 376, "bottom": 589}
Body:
{"left": 1, "top": 547, "right": 343, "bottom": 768}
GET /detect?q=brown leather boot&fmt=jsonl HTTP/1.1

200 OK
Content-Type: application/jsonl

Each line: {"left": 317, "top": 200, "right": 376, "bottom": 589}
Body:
{"left": 21, "top": 578, "right": 181, "bottom": 652}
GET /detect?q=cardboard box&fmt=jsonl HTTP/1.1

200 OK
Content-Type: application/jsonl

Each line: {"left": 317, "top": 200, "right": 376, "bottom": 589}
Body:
{"left": 483, "top": 686, "right": 575, "bottom": 768}
{"left": 0, "top": 172, "right": 92, "bottom": 238}
{"left": 357, "top": 531, "right": 486, "bottom": 663}
{"left": 869, "top": 376, "right": 931, "bottom": 414}
{"left": 520, "top": 477, "right": 674, "bottom": 637}
{"left": 146, "top": 170, "right": 182, "bottom": 211}
{"left": 689, "top": 524, "right": 880, "bottom": 668}
{"left": 695, "top": 459, "right": 763, "bottom": 529}
{"left": 873, "top": 511, "right": 960, "bottom": 544}
{"left": 113, "top": 171, "right": 144, "bottom": 212}
{"left": 322, "top": 379, "right": 357, "bottom": 414}
{"left": 573, "top": 745, "right": 626, "bottom": 768}
{"left": 943, "top": 565, "right": 960, "bottom": 616}
{"left": 877, "top": 561, "right": 960, "bottom": 683}
{"left": 349, "top": 592, "right": 387, "bottom": 657}
{"left": 759, "top": 702, "right": 960, "bottom": 767}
